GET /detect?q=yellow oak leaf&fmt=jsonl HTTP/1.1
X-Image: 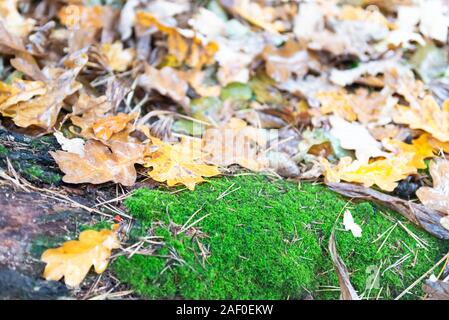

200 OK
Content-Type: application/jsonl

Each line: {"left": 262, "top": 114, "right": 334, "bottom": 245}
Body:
{"left": 136, "top": 11, "right": 218, "bottom": 69}
{"left": 322, "top": 156, "right": 417, "bottom": 192}
{"left": 0, "top": 78, "right": 47, "bottom": 110}
{"left": 41, "top": 225, "right": 120, "bottom": 287}
{"left": 51, "top": 139, "right": 144, "bottom": 186}
{"left": 202, "top": 118, "right": 268, "bottom": 172}
{"left": 382, "top": 134, "right": 435, "bottom": 169}
{"left": 101, "top": 41, "right": 135, "bottom": 72}
{"left": 144, "top": 137, "right": 220, "bottom": 190}
{"left": 317, "top": 91, "right": 357, "bottom": 121}
{"left": 393, "top": 96, "right": 449, "bottom": 142}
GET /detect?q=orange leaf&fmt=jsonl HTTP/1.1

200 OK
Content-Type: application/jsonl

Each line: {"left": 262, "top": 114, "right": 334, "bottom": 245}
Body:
{"left": 41, "top": 225, "right": 120, "bottom": 287}
{"left": 382, "top": 134, "right": 435, "bottom": 169}
{"left": 92, "top": 113, "right": 137, "bottom": 141}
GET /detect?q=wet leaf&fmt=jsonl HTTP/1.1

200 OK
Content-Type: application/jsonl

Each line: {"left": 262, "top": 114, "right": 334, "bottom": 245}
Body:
{"left": 41, "top": 225, "right": 120, "bottom": 287}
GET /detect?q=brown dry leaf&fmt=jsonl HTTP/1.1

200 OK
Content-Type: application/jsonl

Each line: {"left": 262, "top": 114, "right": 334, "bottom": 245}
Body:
{"left": 203, "top": 118, "right": 268, "bottom": 172}
{"left": 328, "top": 182, "right": 449, "bottom": 239}
{"left": 393, "top": 96, "right": 449, "bottom": 142}
{"left": 101, "top": 41, "right": 135, "bottom": 72}
{"left": 136, "top": 11, "right": 218, "bottom": 69}
{"left": 322, "top": 156, "right": 417, "bottom": 192}
{"left": 1, "top": 51, "right": 87, "bottom": 129}
{"left": 138, "top": 63, "right": 189, "bottom": 108}
{"left": 41, "top": 225, "right": 120, "bottom": 287}
{"left": 263, "top": 40, "right": 311, "bottom": 83}
{"left": 51, "top": 139, "right": 144, "bottom": 186}
{"left": 424, "top": 278, "right": 449, "bottom": 300}
{"left": 417, "top": 158, "right": 449, "bottom": 217}
{"left": 329, "top": 231, "right": 360, "bottom": 300}
{"left": 144, "top": 137, "right": 220, "bottom": 190}
{"left": 0, "top": 0, "right": 35, "bottom": 37}
{"left": 92, "top": 113, "right": 137, "bottom": 141}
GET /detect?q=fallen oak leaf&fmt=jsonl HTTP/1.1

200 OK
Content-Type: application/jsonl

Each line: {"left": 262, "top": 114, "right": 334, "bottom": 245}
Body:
{"left": 138, "top": 63, "right": 189, "bottom": 109}
{"left": 329, "top": 116, "right": 388, "bottom": 163}
{"left": 92, "top": 113, "right": 137, "bottom": 141}
{"left": 417, "top": 158, "right": 449, "bottom": 218}
{"left": 0, "top": 78, "right": 47, "bottom": 109}
{"left": 51, "top": 139, "right": 144, "bottom": 186}
{"left": 382, "top": 134, "right": 435, "bottom": 169}
{"left": 144, "top": 137, "right": 220, "bottom": 190}
{"left": 393, "top": 96, "right": 449, "bottom": 142}
{"left": 322, "top": 156, "right": 416, "bottom": 192}
{"left": 41, "top": 225, "right": 120, "bottom": 287}
{"left": 202, "top": 118, "right": 268, "bottom": 172}
{"left": 101, "top": 41, "right": 135, "bottom": 72}
{"left": 136, "top": 11, "right": 218, "bottom": 69}
{"left": 0, "top": 0, "right": 35, "bottom": 37}
{"left": 327, "top": 182, "right": 449, "bottom": 240}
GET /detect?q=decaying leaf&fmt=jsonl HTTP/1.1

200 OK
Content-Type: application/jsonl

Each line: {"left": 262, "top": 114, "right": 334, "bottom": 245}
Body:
{"left": 144, "top": 137, "right": 220, "bottom": 190}
{"left": 138, "top": 63, "right": 189, "bottom": 108}
{"left": 329, "top": 116, "right": 388, "bottom": 163}
{"left": 203, "top": 118, "right": 268, "bottom": 171}
{"left": 136, "top": 11, "right": 218, "bottom": 69}
{"left": 327, "top": 182, "right": 449, "bottom": 239}
{"left": 1, "top": 50, "right": 87, "bottom": 130}
{"left": 41, "top": 225, "right": 120, "bottom": 287}
{"left": 417, "top": 159, "right": 449, "bottom": 218}
{"left": 393, "top": 96, "right": 449, "bottom": 142}
{"left": 424, "top": 277, "right": 449, "bottom": 300}
{"left": 328, "top": 231, "right": 360, "bottom": 300}
{"left": 51, "top": 139, "right": 144, "bottom": 186}
{"left": 101, "top": 41, "right": 135, "bottom": 72}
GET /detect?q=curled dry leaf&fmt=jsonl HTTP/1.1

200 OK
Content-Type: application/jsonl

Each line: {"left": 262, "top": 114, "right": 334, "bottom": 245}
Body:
{"left": 41, "top": 225, "right": 120, "bottom": 287}
{"left": 328, "top": 231, "right": 360, "bottom": 300}
{"left": 327, "top": 182, "right": 449, "bottom": 239}
{"left": 329, "top": 116, "right": 388, "bottom": 163}
{"left": 136, "top": 11, "right": 218, "bottom": 69}
{"left": 417, "top": 158, "right": 449, "bottom": 218}
{"left": 101, "top": 41, "right": 135, "bottom": 72}
{"left": 138, "top": 64, "right": 189, "bottom": 108}
{"left": 424, "top": 277, "right": 449, "bottom": 300}
{"left": 1, "top": 51, "right": 88, "bottom": 130}
{"left": 0, "top": 0, "right": 35, "bottom": 37}
{"left": 51, "top": 139, "right": 144, "bottom": 186}
{"left": 393, "top": 97, "right": 449, "bottom": 142}
{"left": 203, "top": 118, "right": 268, "bottom": 172}
{"left": 144, "top": 137, "right": 220, "bottom": 190}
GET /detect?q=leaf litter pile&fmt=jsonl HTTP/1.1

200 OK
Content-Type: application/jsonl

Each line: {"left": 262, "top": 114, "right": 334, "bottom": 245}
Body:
{"left": 1, "top": 0, "right": 449, "bottom": 299}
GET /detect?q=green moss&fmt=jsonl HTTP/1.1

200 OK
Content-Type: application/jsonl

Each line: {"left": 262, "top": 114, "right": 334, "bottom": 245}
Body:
{"left": 114, "top": 176, "right": 447, "bottom": 300}
{"left": 23, "top": 165, "right": 61, "bottom": 185}
{"left": 0, "top": 144, "right": 8, "bottom": 156}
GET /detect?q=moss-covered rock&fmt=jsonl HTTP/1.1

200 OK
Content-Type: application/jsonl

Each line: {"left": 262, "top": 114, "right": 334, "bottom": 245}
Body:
{"left": 113, "top": 176, "right": 448, "bottom": 300}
